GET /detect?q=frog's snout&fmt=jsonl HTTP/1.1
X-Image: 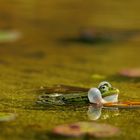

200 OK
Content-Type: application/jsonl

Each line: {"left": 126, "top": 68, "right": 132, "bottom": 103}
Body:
{"left": 111, "top": 87, "right": 120, "bottom": 94}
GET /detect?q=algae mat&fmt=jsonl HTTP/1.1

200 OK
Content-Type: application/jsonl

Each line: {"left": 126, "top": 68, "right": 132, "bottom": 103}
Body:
{"left": 0, "top": 0, "right": 140, "bottom": 140}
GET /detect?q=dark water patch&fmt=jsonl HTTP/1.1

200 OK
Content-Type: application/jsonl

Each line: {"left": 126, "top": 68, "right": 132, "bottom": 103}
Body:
{"left": 59, "top": 29, "right": 140, "bottom": 45}
{"left": 27, "top": 18, "right": 50, "bottom": 27}
{"left": 22, "top": 51, "right": 46, "bottom": 59}
{"left": 107, "top": 75, "right": 140, "bottom": 83}
{"left": 92, "top": 73, "right": 140, "bottom": 83}
{"left": 21, "top": 68, "right": 42, "bottom": 74}
{"left": 92, "top": 74, "right": 140, "bottom": 83}
{"left": 0, "top": 13, "right": 11, "bottom": 21}
{"left": 0, "top": 59, "right": 10, "bottom": 66}
{"left": 59, "top": 36, "right": 113, "bottom": 45}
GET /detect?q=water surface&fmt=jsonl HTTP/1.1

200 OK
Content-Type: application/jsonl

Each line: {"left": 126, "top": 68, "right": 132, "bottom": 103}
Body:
{"left": 0, "top": 0, "right": 140, "bottom": 140}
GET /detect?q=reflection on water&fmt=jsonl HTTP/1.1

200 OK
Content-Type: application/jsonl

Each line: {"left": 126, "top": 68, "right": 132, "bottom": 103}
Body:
{"left": 87, "top": 104, "right": 119, "bottom": 120}
{"left": 87, "top": 105, "right": 102, "bottom": 120}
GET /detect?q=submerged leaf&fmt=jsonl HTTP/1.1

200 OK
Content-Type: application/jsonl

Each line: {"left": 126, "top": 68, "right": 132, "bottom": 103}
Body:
{"left": 53, "top": 122, "right": 119, "bottom": 138}
{"left": 0, "top": 112, "right": 16, "bottom": 122}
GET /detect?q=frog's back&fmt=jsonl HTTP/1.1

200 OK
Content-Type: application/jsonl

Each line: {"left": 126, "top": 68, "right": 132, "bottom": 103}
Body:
{"left": 37, "top": 92, "right": 88, "bottom": 105}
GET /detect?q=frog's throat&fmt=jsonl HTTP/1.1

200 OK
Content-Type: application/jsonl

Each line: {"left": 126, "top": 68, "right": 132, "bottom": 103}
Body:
{"left": 101, "top": 88, "right": 119, "bottom": 97}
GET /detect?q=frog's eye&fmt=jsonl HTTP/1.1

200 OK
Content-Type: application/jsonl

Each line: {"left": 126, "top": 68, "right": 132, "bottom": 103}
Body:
{"left": 99, "top": 85, "right": 109, "bottom": 92}
{"left": 98, "top": 81, "right": 112, "bottom": 89}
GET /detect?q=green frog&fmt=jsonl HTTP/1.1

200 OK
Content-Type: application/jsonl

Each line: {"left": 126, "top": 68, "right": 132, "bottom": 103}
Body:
{"left": 37, "top": 81, "right": 119, "bottom": 105}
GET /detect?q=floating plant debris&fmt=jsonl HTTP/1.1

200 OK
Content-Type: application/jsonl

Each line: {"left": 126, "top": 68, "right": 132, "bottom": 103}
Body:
{"left": 119, "top": 68, "right": 140, "bottom": 78}
{"left": 0, "top": 112, "right": 16, "bottom": 122}
{"left": 104, "top": 101, "right": 140, "bottom": 108}
{"left": 53, "top": 122, "right": 120, "bottom": 138}
{"left": 0, "top": 30, "right": 21, "bottom": 42}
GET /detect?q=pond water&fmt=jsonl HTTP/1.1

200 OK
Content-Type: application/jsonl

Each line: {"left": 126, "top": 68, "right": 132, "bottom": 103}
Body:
{"left": 0, "top": 0, "right": 140, "bottom": 140}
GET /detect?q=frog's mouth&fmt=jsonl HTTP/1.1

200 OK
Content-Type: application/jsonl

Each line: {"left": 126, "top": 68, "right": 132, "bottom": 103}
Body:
{"left": 101, "top": 88, "right": 119, "bottom": 98}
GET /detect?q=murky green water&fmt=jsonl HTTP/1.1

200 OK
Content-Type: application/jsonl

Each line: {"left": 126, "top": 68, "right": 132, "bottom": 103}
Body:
{"left": 0, "top": 0, "right": 140, "bottom": 140}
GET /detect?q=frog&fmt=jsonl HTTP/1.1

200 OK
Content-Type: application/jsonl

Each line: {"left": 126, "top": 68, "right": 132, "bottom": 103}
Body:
{"left": 37, "top": 81, "right": 119, "bottom": 105}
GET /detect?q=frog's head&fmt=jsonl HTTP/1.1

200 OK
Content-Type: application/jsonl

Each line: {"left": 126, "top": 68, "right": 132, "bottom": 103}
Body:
{"left": 98, "top": 81, "right": 119, "bottom": 102}
{"left": 98, "top": 81, "right": 119, "bottom": 97}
